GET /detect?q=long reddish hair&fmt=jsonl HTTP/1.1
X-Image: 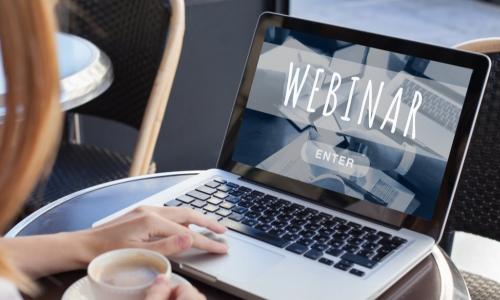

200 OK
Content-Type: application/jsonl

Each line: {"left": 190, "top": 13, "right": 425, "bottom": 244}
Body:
{"left": 0, "top": 0, "right": 62, "bottom": 293}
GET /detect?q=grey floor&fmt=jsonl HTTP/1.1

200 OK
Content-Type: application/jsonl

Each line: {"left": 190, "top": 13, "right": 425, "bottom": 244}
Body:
{"left": 291, "top": 0, "right": 500, "bottom": 283}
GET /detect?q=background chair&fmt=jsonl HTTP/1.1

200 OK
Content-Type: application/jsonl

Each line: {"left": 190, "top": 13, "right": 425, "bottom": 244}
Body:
{"left": 24, "top": 0, "right": 185, "bottom": 214}
{"left": 440, "top": 37, "right": 500, "bottom": 299}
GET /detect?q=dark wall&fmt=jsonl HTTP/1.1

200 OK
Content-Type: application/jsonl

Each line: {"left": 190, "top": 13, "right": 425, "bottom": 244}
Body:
{"left": 80, "top": 0, "right": 288, "bottom": 171}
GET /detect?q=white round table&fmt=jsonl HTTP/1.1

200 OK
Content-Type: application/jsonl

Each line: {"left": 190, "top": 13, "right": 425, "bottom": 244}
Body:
{"left": 0, "top": 32, "right": 113, "bottom": 119}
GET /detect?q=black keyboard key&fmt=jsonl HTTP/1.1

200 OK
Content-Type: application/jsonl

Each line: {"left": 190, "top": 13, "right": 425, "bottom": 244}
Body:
{"left": 229, "top": 190, "right": 245, "bottom": 197}
{"left": 205, "top": 181, "right": 220, "bottom": 188}
{"left": 304, "top": 249, "right": 323, "bottom": 260}
{"left": 207, "top": 198, "right": 223, "bottom": 205}
{"left": 250, "top": 190, "right": 265, "bottom": 197}
{"left": 305, "top": 223, "right": 322, "bottom": 231}
{"left": 349, "top": 229, "right": 365, "bottom": 238}
{"left": 239, "top": 201, "right": 253, "bottom": 208}
{"left": 349, "top": 268, "right": 365, "bottom": 277}
{"left": 228, "top": 212, "right": 244, "bottom": 222}
{"left": 232, "top": 206, "right": 247, "bottom": 214}
{"left": 334, "top": 260, "right": 352, "bottom": 271}
{"left": 314, "top": 235, "right": 330, "bottom": 244}
{"left": 238, "top": 186, "right": 252, "bottom": 193}
{"left": 298, "top": 238, "right": 314, "bottom": 246}
{"left": 213, "top": 191, "right": 229, "bottom": 199}
{"left": 258, "top": 215, "right": 274, "bottom": 224}
{"left": 196, "top": 186, "right": 217, "bottom": 195}
{"left": 341, "top": 252, "right": 378, "bottom": 269}
{"left": 203, "top": 204, "right": 219, "bottom": 213}
{"left": 245, "top": 211, "right": 260, "bottom": 219}
{"left": 251, "top": 205, "right": 267, "bottom": 213}
{"left": 187, "top": 191, "right": 210, "bottom": 201}
{"left": 372, "top": 253, "right": 388, "bottom": 262}
{"left": 216, "top": 208, "right": 232, "bottom": 217}
{"left": 326, "top": 248, "right": 343, "bottom": 257}
{"left": 365, "top": 233, "right": 381, "bottom": 242}
{"left": 319, "top": 212, "right": 332, "bottom": 220}
{"left": 300, "top": 230, "right": 316, "bottom": 239}
{"left": 285, "top": 225, "right": 302, "bottom": 233}
{"left": 363, "top": 242, "right": 379, "bottom": 251}
{"left": 226, "top": 182, "right": 239, "bottom": 188}
{"left": 226, "top": 195, "right": 240, "bottom": 204}
{"left": 277, "top": 199, "right": 291, "bottom": 206}
{"left": 378, "top": 238, "right": 399, "bottom": 250}
{"left": 319, "top": 257, "right": 334, "bottom": 266}
{"left": 333, "top": 217, "right": 347, "bottom": 224}
{"left": 164, "top": 199, "right": 182, "bottom": 207}
{"left": 286, "top": 243, "right": 308, "bottom": 254}
{"left": 357, "top": 249, "right": 374, "bottom": 258}
{"left": 347, "top": 237, "right": 364, "bottom": 246}
{"left": 347, "top": 221, "right": 362, "bottom": 229}
{"left": 342, "top": 244, "right": 359, "bottom": 253}
{"left": 336, "top": 224, "right": 352, "bottom": 233}
{"left": 255, "top": 224, "right": 272, "bottom": 232}
{"left": 329, "top": 240, "right": 344, "bottom": 249}
{"left": 268, "top": 228, "right": 286, "bottom": 237}
{"left": 191, "top": 200, "right": 207, "bottom": 208}
{"left": 332, "top": 233, "right": 349, "bottom": 241}
{"left": 291, "top": 218, "right": 308, "bottom": 226}
{"left": 312, "top": 243, "right": 329, "bottom": 252}
{"left": 242, "top": 218, "right": 258, "bottom": 227}
{"left": 391, "top": 236, "right": 408, "bottom": 245}
{"left": 361, "top": 227, "right": 377, "bottom": 234}
{"left": 262, "top": 195, "right": 277, "bottom": 202}
{"left": 221, "top": 219, "right": 290, "bottom": 248}
{"left": 377, "top": 231, "right": 392, "bottom": 239}
{"left": 319, "top": 229, "right": 335, "bottom": 236}
{"left": 283, "top": 233, "right": 300, "bottom": 241}
{"left": 271, "top": 220, "right": 288, "bottom": 228}
{"left": 177, "top": 195, "right": 195, "bottom": 204}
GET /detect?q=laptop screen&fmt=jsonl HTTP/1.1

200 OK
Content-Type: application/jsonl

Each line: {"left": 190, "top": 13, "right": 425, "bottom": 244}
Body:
{"left": 231, "top": 26, "right": 474, "bottom": 220}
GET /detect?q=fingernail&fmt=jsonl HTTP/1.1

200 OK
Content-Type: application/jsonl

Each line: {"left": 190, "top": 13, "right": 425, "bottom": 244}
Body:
{"left": 177, "top": 234, "right": 192, "bottom": 249}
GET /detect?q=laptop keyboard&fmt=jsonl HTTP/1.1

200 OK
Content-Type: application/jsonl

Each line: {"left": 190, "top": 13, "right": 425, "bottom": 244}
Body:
{"left": 165, "top": 178, "right": 408, "bottom": 277}
{"left": 399, "top": 79, "right": 460, "bottom": 131}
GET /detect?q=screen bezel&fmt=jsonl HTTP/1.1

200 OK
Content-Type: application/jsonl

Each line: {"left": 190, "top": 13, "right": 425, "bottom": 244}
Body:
{"left": 217, "top": 12, "right": 491, "bottom": 241}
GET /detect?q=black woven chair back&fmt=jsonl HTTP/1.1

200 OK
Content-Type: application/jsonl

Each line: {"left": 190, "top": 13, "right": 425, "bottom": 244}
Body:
{"left": 62, "top": 0, "right": 170, "bottom": 129}
{"left": 444, "top": 52, "right": 500, "bottom": 243}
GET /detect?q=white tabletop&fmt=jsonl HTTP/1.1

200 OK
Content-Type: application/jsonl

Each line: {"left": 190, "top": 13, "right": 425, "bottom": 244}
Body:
{"left": 0, "top": 32, "right": 113, "bottom": 118}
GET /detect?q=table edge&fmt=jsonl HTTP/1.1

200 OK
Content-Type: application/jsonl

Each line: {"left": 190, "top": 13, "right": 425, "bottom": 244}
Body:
{"left": 6, "top": 169, "right": 466, "bottom": 300}
{"left": 5, "top": 170, "right": 200, "bottom": 237}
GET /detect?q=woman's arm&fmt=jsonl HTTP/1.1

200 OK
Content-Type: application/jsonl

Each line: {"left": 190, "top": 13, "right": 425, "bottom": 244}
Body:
{"left": 0, "top": 206, "right": 227, "bottom": 279}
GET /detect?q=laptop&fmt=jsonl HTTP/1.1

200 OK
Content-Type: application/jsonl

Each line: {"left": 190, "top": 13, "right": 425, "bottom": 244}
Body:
{"left": 96, "top": 13, "right": 490, "bottom": 300}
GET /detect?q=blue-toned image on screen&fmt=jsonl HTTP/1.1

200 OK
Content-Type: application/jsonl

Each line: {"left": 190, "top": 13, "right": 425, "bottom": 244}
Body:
{"left": 232, "top": 27, "right": 473, "bottom": 219}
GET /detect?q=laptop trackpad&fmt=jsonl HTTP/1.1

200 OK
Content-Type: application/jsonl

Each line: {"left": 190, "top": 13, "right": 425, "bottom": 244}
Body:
{"left": 174, "top": 233, "right": 285, "bottom": 283}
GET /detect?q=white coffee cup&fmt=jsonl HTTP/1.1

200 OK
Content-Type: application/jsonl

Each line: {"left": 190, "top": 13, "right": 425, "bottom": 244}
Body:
{"left": 87, "top": 248, "right": 172, "bottom": 300}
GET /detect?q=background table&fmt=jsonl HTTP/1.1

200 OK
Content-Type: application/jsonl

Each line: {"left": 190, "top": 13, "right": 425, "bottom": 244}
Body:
{"left": 7, "top": 171, "right": 470, "bottom": 300}
{"left": 0, "top": 32, "right": 113, "bottom": 120}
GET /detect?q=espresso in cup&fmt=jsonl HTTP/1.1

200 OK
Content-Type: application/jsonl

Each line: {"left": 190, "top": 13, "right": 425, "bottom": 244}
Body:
{"left": 88, "top": 248, "right": 171, "bottom": 300}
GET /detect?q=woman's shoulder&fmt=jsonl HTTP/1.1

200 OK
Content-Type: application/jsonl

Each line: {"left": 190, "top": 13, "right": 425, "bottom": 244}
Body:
{"left": 0, "top": 277, "right": 23, "bottom": 300}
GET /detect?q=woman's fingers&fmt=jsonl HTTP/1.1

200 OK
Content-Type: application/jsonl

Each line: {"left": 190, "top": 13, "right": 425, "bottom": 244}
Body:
{"left": 151, "top": 207, "right": 227, "bottom": 234}
{"left": 145, "top": 274, "right": 173, "bottom": 300}
{"left": 146, "top": 234, "right": 193, "bottom": 256}
{"left": 145, "top": 214, "right": 228, "bottom": 254}
{"left": 172, "top": 284, "right": 206, "bottom": 300}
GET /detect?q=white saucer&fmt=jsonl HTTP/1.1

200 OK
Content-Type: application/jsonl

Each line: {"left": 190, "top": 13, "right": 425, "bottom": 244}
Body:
{"left": 62, "top": 273, "right": 191, "bottom": 300}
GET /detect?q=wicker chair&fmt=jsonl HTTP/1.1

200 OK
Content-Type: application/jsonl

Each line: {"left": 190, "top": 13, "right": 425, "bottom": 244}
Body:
{"left": 24, "top": 0, "right": 185, "bottom": 214}
{"left": 440, "top": 37, "right": 500, "bottom": 300}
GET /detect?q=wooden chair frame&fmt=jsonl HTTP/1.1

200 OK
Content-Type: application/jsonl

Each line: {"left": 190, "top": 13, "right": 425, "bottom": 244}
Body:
{"left": 130, "top": 0, "right": 185, "bottom": 176}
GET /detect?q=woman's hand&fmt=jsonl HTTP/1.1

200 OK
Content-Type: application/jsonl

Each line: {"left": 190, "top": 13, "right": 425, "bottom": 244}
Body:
{"left": 145, "top": 275, "right": 205, "bottom": 300}
{"left": 83, "top": 206, "right": 228, "bottom": 260}
{"left": 0, "top": 206, "right": 228, "bottom": 279}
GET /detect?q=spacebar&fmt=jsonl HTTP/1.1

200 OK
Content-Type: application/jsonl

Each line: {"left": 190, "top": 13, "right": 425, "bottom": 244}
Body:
{"left": 220, "top": 219, "right": 290, "bottom": 248}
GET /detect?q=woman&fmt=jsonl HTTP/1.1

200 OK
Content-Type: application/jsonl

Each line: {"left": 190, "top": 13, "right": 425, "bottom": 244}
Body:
{"left": 0, "top": 1, "right": 227, "bottom": 299}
